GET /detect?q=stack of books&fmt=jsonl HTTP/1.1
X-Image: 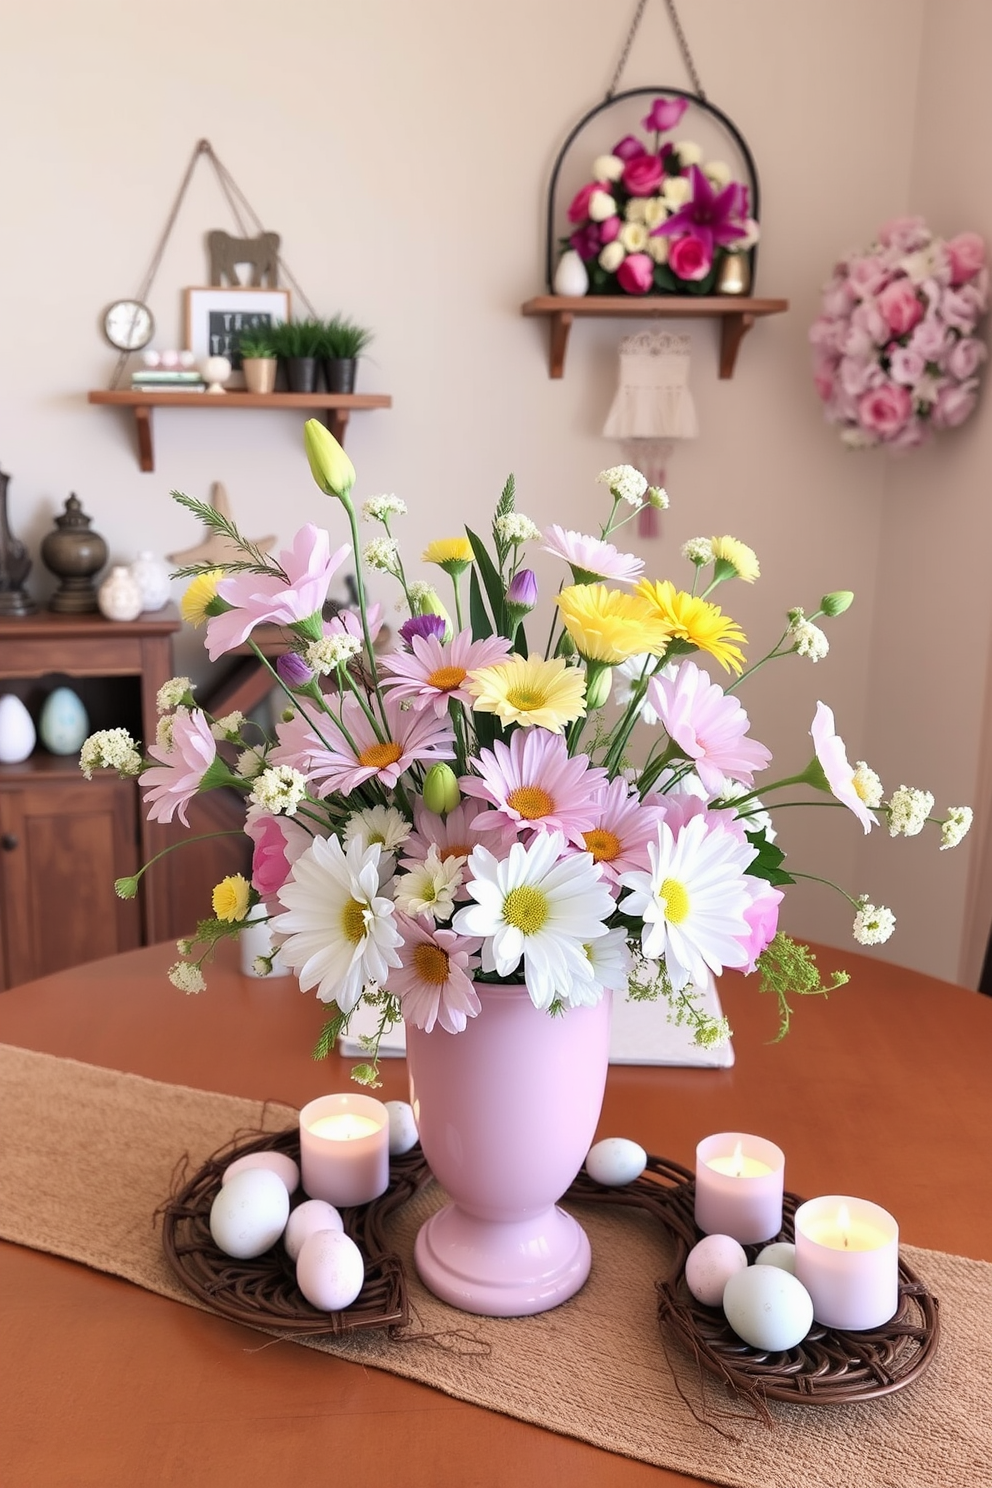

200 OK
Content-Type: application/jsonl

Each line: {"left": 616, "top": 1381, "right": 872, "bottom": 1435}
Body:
{"left": 130, "top": 369, "right": 205, "bottom": 393}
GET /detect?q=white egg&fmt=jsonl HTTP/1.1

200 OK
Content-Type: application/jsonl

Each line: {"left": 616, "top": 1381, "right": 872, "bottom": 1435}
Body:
{"left": 142, "top": 349, "right": 161, "bottom": 367}
{"left": 222, "top": 1150, "right": 300, "bottom": 1194}
{"left": 0, "top": 695, "right": 36, "bottom": 764}
{"left": 723, "top": 1265, "right": 814, "bottom": 1352}
{"left": 685, "top": 1233, "right": 748, "bottom": 1306}
{"left": 178, "top": 349, "right": 196, "bottom": 368}
{"left": 585, "top": 1137, "right": 647, "bottom": 1187}
{"left": 209, "top": 1168, "right": 290, "bottom": 1259}
{"left": 755, "top": 1241, "right": 797, "bottom": 1274}
{"left": 159, "top": 348, "right": 180, "bottom": 369}
{"left": 384, "top": 1100, "right": 418, "bottom": 1155}
{"left": 284, "top": 1199, "right": 344, "bottom": 1263}
{"left": 296, "top": 1229, "right": 365, "bottom": 1311}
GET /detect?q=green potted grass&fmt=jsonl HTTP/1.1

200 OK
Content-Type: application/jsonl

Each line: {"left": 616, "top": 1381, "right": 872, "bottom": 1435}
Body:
{"left": 237, "top": 326, "right": 279, "bottom": 395}
{"left": 320, "top": 315, "right": 374, "bottom": 393}
{"left": 269, "top": 319, "right": 325, "bottom": 393}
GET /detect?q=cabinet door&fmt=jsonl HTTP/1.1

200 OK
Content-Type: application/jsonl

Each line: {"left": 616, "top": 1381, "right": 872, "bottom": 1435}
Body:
{"left": 0, "top": 776, "right": 140, "bottom": 989}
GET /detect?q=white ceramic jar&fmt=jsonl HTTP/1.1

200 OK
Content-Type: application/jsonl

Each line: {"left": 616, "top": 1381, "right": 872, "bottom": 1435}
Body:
{"left": 129, "top": 551, "right": 171, "bottom": 611}
{"left": 97, "top": 565, "right": 143, "bottom": 622}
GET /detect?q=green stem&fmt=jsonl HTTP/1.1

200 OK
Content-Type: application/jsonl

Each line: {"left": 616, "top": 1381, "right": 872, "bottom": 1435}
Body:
{"left": 788, "top": 870, "right": 862, "bottom": 912}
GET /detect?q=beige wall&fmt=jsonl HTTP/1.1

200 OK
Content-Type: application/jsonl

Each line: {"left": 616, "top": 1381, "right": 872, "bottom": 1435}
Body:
{"left": 6, "top": 0, "right": 986, "bottom": 984}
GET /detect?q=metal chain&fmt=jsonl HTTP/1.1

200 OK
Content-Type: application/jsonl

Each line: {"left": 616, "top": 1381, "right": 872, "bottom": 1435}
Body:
{"left": 607, "top": 0, "right": 706, "bottom": 101}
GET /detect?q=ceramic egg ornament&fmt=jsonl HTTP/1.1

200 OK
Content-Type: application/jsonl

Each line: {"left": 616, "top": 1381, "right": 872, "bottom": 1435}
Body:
{"left": 722, "top": 1264, "right": 814, "bottom": 1353}
{"left": 209, "top": 1167, "right": 290, "bottom": 1259}
{"left": 38, "top": 687, "right": 89, "bottom": 755}
{"left": 296, "top": 1228, "right": 365, "bottom": 1311}
{"left": 553, "top": 249, "right": 589, "bottom": 297}
{"left": 129, "top": 551, "right": 171, "bottom": 611}
{"left": 585, "top": 1137, "right": 647, "bottom": 1186}
{"left": 384, "top": 1100, "right": 418, "bottom": 1155}
{"left": 97, "top": 565, "right": 143, "bottom": 622}
{"left": 755, "top": 1241, "right": 797, "bottom": 1274}
{"left": 0, "top": 694, "right": 36, "bottom": 763}
{"left": 284, "top": 1199, "right": 344, "bottom": 1263}
{"left": 685, "top": 1234, "right": 749, "bottom": 1307}
{"left": 222, "top": 1150, "right": 300, "bottom": 1195}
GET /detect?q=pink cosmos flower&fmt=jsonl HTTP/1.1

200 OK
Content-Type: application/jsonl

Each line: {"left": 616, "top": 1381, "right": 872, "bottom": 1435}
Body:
{"left": 461, "top": 729, "right": 607, "bottom": 845}
{"left": 946, "top": 232, "right": 986, "bottom": 286}
{"left": 141, "top": 709, "right": 221, "bottom": 826}
{"left": 617, "top": 253, "right": 654, "bottom": 294}
{"left": 810, "top": 701, "right": 876, "bottom": 833}
{"left": 541, "top": 524, "right": 645, "bottom": 585}
{"left": 245, "top": 807, "right": 313, "bottom": 902}
{"left": 577, "top": 777, "right": 668, "bottom": 884}
{"left": 389, "top": 916, "right": 482, "bottom": 1034}
{"left": 327, "top": 601, "right": 384, "bottom": 648}
{"left": 274, "top": 693, "right": 454, "bottom": 799}
{"left": 206, "top": 524, "right": 351, "bottom": 661}
{"left": 642, "top": 96, "right": 689, "bottom": 133}
{"left": 668, "top": 233, "right": 713, "bottom": 282}
{"left": 378, "top": 629, "right": 512, "bottom": 718}
{"left": 648, "top": 661, "right": 772, "bottom": 794}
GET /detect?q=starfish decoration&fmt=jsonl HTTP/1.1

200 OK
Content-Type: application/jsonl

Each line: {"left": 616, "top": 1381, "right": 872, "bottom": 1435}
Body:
{"left": 168, "top": 481, "right": 276, "bottom": 567}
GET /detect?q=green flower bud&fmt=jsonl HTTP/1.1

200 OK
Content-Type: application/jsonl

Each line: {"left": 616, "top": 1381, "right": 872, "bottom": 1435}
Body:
{"left": 114, "top": 875, "right": 139, "bottom": 900}
{"left": 414, "top": 587, "right": 453, "bottom": 641}
{"left": 304, "top": 418, "right": 356, "bottom": 499}
{"left": 820, "top": 590, "right": 854, "bottom": 617}
{"left": 584, "top": 662, "right": 613, "bottom": 711}
{"left": 423, "top": 763, "right": 461, "bottom": 815}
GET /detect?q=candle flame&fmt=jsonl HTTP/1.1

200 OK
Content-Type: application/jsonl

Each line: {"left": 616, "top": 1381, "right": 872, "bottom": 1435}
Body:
{"left": 837, "top": 1202, "right": 851, "bottom": 1249}
{"left": 730, "top": 1140, "right": 744, "bottom": 1178}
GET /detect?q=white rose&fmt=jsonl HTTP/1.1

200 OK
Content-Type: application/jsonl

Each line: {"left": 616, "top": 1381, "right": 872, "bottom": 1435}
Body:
{"left": 674, "top": 140, "right": 702, "bottom": 166}
{"left": 644, "top": 197, "right": 668, "bottom": 230}
{"left": 592, "top": 154, "right": 624, "bottom": 183}
{"left": 647, "top": 235, "right": 670, "bottom": 264}
{"left": 619, "top": 221, "right": 649, "bottom": 253}
{"left": 662, "top": 176, "right": 691, "bottom": 207}
{"left": 589, "top": 189, "right": 618, "bottom": 223}
{"left": 704, "top": 160, "right": 732, "bottom": 188}
{"left": 736, "top": 217, "right": 760, "bottom": 250}
{"left": 599, "top": 241, "right": 627, "bottom": 273}
{"left": 625, "top": 196, "right": 649, "bottom": 223}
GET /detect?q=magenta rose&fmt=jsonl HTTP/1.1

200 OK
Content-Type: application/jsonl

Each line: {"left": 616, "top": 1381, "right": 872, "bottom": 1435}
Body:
{"left": 668, "top": 234, "right": 713, "bottom": 282}
{"left": 946, "top": 232, "right": 986, "bottom": 286}
{"left": 611, "top": 134, "right": 644, "bottom": 162}
{"left": 616, "top": 253, "right": 655, "bottom": 294}
{"left": 246, "top": 810, "right": 312, "bottom": 899}
{"left": 642, "top": 95, "right": 689, "bottom": 133}
{"left": 947, "top": 336, "right": 987, "bottom": 380}
{"left": 857, "top": 383, "right": 913, "bottom": 439}
{"left": 877, "top": 278, "right": 923, "bottom": 335}
{"left": 567, "top": 181, "right": 599, "bottom": 224}
{"left": 599, "top": 215, "right": 621, "bottom": 244}
{"left": 932, "top": 380, "right": 978, "bottom": 429}
{"left": 737, "top": 886, "right": 784, "bottom": 976}
{"left": 569, "top": 223, "right": 601, "bottom": 261}
{"left": 621, "top": 151, "right": 664, "bottom": 197}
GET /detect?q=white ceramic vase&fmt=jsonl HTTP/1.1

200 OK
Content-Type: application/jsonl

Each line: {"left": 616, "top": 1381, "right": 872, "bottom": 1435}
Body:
{"left": 553, "top": 250, "right": 589, "bottom": 297}
{"left": 0, "top": 694, "right": 36, "bottom": 763}
{"left": 129, "top": 551, "right": 171, "bottom": 611}
{"left": 98, "top": 565, "right": 143, "bottom": 622}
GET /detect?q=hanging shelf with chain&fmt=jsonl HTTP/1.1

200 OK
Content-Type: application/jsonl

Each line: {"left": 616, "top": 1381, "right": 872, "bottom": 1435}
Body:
{"left": 521, "top": 0, "right": 787, "bottom": 379}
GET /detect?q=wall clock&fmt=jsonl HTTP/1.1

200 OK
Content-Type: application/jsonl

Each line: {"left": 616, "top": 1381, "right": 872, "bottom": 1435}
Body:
{"left": 102, "top": 300, "right": 154, "bottom": 352}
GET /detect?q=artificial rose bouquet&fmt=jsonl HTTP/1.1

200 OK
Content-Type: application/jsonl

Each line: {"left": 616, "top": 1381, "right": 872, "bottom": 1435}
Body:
{"left": 810, "top": 216, "right": 988, "bottom": 450}
{"left": 562, "top": 93, "right": 758, "bottom": 296}
{"left": 81, "top": 424, "right": 972, "bottom": 1081}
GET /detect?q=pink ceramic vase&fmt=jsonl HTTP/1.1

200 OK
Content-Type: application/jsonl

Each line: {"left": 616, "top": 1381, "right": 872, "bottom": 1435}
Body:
{"left": 405, "top": 981, "right": 612, "bottom": 1317}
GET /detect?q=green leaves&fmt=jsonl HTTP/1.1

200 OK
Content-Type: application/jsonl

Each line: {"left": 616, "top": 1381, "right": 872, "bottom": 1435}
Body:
{"left": 744, "top": 832, "right": 795, "bottom": 888}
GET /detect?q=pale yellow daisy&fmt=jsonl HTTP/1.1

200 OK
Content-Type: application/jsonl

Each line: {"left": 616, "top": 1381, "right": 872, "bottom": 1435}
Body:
{"left": 555, "top": 583, "right": 671, "bottom": 664}
{"left": 181, "top": 569, "right": 225, "bottom": 626}
{"left": 467, "top": 655, "right": 586, "bottom": 732}
{"left": 711, "top": 536, "right": 760, "bottom": 584}
{"left": 422, "top": 537, "right": 474, "bottom": 575}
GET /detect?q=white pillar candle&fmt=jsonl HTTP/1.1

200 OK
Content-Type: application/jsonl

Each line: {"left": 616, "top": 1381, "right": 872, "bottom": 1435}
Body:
{"left": 694, "top": 1132, "right": 785, "bottom": 1244}
{"left": 794, "top": 1195, "right": 899, "bottom": 1330}
{"left": 239, "top": 904, "right": 292, "bottom": 978}
{"left": 299, "top": 1093, "right": 390, "bottom": 1207}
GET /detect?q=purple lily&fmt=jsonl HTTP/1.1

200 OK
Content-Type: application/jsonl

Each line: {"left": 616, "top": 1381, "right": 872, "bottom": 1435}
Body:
{"left": 651, "top": 165, "right": 749, "bottom": 256}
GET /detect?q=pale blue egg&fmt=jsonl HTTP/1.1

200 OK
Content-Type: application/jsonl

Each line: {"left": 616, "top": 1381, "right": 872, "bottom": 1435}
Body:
{"left": 39, "top": 687, "right": 89, "bottom": 755}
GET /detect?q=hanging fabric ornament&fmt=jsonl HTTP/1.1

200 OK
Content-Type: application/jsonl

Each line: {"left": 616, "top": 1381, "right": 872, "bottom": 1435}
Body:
{"left": 602, "top": 330, "right": 698, "bottom": 536}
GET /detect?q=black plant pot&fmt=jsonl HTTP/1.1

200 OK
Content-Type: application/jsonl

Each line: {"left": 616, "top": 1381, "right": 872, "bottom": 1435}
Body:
{"left": 285, "top": 356, "right": 318, "bottom": 394}
{"left": 323, "top": 357, "right": 357, "bottom": 394}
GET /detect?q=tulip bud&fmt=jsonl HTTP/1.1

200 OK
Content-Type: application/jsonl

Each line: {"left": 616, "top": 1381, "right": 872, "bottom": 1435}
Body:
{"left": 506, "top": 568, "right": 538, "bottom": 612}
{"left": 820, "top": 590, "right": 854, "bottom": 617}
{"left": 276, "top": 651, "right": 314, "bottom": 689}
{"left": 423, "top": 763, "right": 461, "bottom": 815}
{"left": 304, "top": 418, "right": 356, "bottom": 500}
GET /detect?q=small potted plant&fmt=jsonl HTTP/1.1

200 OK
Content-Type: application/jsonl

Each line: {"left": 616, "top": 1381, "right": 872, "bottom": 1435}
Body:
{"left": 269, "top": 319, "right": 326, "bottom": 393}
{"left": 237, "top": 327, "right": 278, "bottom": 395}
{"left": 320, "top": 315, "right": 374, "bottom": 394}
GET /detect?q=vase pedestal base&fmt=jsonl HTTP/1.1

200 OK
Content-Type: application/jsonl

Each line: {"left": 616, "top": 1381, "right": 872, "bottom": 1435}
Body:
{"left": 414, "top": 1201, "right": 591, "bottom": 1317}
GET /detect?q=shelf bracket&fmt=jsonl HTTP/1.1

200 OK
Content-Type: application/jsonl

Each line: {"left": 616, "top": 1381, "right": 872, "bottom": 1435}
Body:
{"left": 133, "top": 405, "right": 155, "bottom": 472}
{"left": 548, "top": 309, "right": 574, "bottom": 379}
{"left": 718, "top": 312, "right": 757, "bottom": 380}
{"left": 324, "top": 407, "right": 351, "bottom": 444}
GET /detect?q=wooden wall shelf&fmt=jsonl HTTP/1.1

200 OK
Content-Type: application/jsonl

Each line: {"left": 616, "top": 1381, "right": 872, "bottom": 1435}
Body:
{"left": 87, "top": 389, "right": 393, "bottom": 473}
{"left": 520, "top": 295, "right": 789, "bottom": 379}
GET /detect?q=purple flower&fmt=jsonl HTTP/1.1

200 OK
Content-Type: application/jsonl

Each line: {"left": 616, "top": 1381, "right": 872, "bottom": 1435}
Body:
{"left": 611, "top": 134, "right": 644, "bottom": 161}
{"left": 569, "top": 222, "right": 602, "bottom": 261}
{"left": 399, "top": 613, "right": 447, "bottom": 647}
{"left": 652, "top": 165, "right": 749, "bottom": 256}
{"left": 276, "top": 650, "right": 314, "bottom": 688}
{"left": 507, "top": 569, "right": 538, "bottom": 612}
{"left": 641, "top": 96, "right": 689, "bottom": 134}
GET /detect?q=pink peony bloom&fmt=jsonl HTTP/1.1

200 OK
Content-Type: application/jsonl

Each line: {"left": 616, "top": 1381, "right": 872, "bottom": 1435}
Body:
{"left": 622, "top": 152, "right": 664, "bottom": 197}
{"left": 932, "top": 380, "right": 979, "bottom": 430}
{"left": 668, "top": 234, "right": 713, "bottom": 282}
{"left": 736, "top": 882, "right": 784, "bottom": 975}
{"left": 378, "top": 629, "right": 512, "bottom": 718}
{"left": 245, "top": 808, "right": 313, "bottom": 901}
{"left": 877, "top": 216, "right": 930, "bottom": 253}
{"left": 642, "top": 95, "right": 689, "bottom": 133}
{"left": 857, "top": 384, "right": 913, "bottom": 439}
{"left": 141, "top": 709, "right": 221, "bottom": 827}
{"left": 946, "top": 232, "right": 986, "bottom": 286}
{"left": 461, "top": 728, "right": 607, "bottom": 846}
{"left": 616, "top": 253, "right": 655, "bottom": 294}
{"left": 887, "top": 346, "right": 926, "bottom": 386}
{"left": 810, "top": 701, "right": 876, "bottom": 833}
{"left": 947, "top": 336, "right": 987, "bottom": 381}
{"left": 909, "top": 316, "right": 951, "bottom": 361}
{"left": 567, "top": 181, "right": 599, "bottom": 224}
{"left": 877, "top": 279, "right": 923, "bottom": 335}
{"left": 846, "top": 255, "right": 892, "bottom": 299}
{"left": 647, "top": 661, "right": 772, "bottom": 795}
{"left": 389, "top": 916, "right": 482, "bottom": 1034}
{"left": 206, "top": 524, "right": 351, "bottom": 662}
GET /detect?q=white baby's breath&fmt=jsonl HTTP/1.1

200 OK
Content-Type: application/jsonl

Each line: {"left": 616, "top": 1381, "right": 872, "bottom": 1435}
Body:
{"left": 887, "top": 786, "right": 935, "bottom": 838}
{"left": 79, "top": 728, "right": 142, "bottom": 780}
{"left": 156, "top": 676, "right": 194, "bottom": 712}
{"left": 940, "top": 806, "right": 973, "bottom": 850}
{"left": 249, "top": 765, "right": 308, "bottom": 816}
{"left": 597, "top": 465, "right": 648, "bottom": 507}
{"left": 494, "top": 513, "right": 540, "bottom": 545}
{"left": 305, "top": 634, "right": 362, "bottom": 675}
{"left": 362, "top": 494, "right": 407, "bottom": 523}
{"left": 852, "top": 900, "right": 896, "bottom": 945}
{"left": 168, "top": 960, "right": 206, "bottom": 994}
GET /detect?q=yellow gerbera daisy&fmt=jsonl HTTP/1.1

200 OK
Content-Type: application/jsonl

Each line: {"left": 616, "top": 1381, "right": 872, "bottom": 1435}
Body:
{"left": 467, "top": 655, "right": 586, "bottom": 732}
{"left": 634, "top": 579, "right": 747, "bottom": 674}
{"left": 212, "top": 873, "right": 251, "bottom": 923}
{"left": 181, "top": 569, "right": 225, "bottom": 627}
{"left": 555, "top": 583, "right": 672, "bottom": 664}
{"left": 422, "top": 537, "right": 474, "bottom": 575}
{"left": 711, "top": 535, "right": 760, "bottom": 584}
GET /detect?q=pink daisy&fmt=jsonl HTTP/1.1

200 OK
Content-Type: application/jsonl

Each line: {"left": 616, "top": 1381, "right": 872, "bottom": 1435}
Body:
{"left": 206, "top": 524, "right": 351, "bottom": 661}
{"left": 389, "top": 916, "right": 482, "bottom": 1033}
{"left": 461, "top": 729, "right": 607, "bottom": 845}
{"left": 296, "top": 693, "right": 455, "bottom": 798}
{"left": 810, "top": 700, "right": 877, "bottom": 833}
{"left": 648, "top": 661, "right": 772, "bottom": 794}
{"left": 141, "top": 709, "right": 224, "bottom": 826}
{"left": 541, "top": 524, "right": 645, "bottom": 585}
{"left": 378, "top": 629, "right": 512, "bottom": 717}
{"left": 401, "top": 799, "right": 504, "bottom": 869}
{"left": 578, "top": 777, "right": 668, "bottom": 883}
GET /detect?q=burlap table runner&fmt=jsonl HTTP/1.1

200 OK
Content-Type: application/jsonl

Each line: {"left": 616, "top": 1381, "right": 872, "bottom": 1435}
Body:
{"left": 1, "top": 1042, "right": 988, "bottom": 1488}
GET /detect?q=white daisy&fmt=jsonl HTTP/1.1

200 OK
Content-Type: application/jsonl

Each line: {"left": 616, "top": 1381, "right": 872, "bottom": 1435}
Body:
{"left": 451, "top": 831, "right": 615, "bottom": 1010}
{"left": 618, "top": 816, "right": 755, "bottom": 992}
{"left": 576, "top": 928, "right": 632, "bottom": 1006}
{"left": 272, "top": 836, "right": 403, "bottom": 1011}
{"left": 394, "top": 844, "right": 465, "bottom": 923}
{"left": 343, "top": 805, "right": 412, "bottom": 853}
{"left": 613, "top": 655, "right": 674, "bottom": 726}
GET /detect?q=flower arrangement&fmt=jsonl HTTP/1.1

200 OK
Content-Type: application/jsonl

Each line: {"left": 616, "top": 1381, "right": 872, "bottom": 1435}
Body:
{"left": 81, "top": 425, "right": 972, "bottom": 1082}
{"left": 809, "top": 217, "right": 988, "bottom": 450}
{"left": 562, "top": 94, "right": 758, "bottom": 296}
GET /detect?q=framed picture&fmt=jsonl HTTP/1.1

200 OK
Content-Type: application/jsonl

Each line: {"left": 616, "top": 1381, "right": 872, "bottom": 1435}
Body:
{"left": 184, "top": 287, "right": 291, "bottom": 381}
